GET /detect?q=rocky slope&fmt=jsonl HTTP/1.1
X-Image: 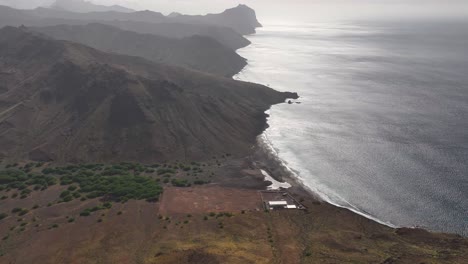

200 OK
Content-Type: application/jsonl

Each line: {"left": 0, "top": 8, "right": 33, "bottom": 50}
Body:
{"left": 0, "top": 26, "right": 297, "bottom": 163}
{"left": 33, "top": 23, "right": 247, "bottom": 77}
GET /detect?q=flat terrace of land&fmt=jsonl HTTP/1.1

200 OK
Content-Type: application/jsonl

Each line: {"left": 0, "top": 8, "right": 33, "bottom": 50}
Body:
{"left": 159, "top": 185, "right": 263, "bottom": 215}
{"left": 260, "top": 190, "right": 305, "bottom": 210}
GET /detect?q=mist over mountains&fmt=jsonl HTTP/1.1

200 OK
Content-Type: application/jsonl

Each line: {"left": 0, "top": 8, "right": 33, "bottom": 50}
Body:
{"left": 51, "top": 0, "right": 135, "bottom": 13}
{"left": 0, "top": 4, "right": 258, "bottom": 50}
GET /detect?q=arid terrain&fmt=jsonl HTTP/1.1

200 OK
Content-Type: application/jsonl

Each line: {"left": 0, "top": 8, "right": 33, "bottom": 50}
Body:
{"left": 0, "top": 26, "right": 296, "bottom": 163}
{"left": 0, "top": 2, "right": 467, "bottom": 264}
{"left": 1, "top": 158, "right": 467, "bottom": 264}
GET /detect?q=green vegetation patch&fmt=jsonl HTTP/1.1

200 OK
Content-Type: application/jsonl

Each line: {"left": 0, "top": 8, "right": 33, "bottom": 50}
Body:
{"left": 75, "top": 173, "right": 162, "bottom": 202}
{"left": 0, "top": 170, "right": 57, "bottom": 194}
{"left": 1, "top": 160, "right": 215, "bottom": 204}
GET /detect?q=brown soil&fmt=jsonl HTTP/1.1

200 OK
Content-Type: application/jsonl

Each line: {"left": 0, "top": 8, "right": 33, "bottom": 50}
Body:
{"left": 159, "top": 185, "right": 263, "bottom": 215}
{"left": 1, "top": 172, "right": 467, "bottom": 264}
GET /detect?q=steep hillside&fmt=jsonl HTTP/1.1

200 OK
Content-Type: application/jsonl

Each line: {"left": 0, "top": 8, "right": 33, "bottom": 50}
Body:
{"left": 33, "top": 23, "right": 247, "bottom": 77}
{"left": 0, "top": 26, "right": 297, "bottom": 163}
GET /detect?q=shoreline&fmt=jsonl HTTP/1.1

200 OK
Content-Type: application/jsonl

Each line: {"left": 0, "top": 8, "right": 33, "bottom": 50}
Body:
{"left": 233, "top": 28, "right": 464, "bottom": 238}
{"left": 254, "top": 131, "right": 398, "bottom": 229}
{"left": 232, "top": 36, "right": 400, "bottom": 231}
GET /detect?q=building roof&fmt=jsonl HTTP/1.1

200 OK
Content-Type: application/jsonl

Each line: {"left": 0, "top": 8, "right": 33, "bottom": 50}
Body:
{"left": 268, "top": 201, "right": 288, "bottom": 206}
{"left": 286, "top": 205, "right": 297, "bottom": 209}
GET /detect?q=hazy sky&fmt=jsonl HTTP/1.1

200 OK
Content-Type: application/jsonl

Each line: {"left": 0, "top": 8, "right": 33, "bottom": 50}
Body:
{"left": 2, "top": 0, "right": 467, "bottom": 23}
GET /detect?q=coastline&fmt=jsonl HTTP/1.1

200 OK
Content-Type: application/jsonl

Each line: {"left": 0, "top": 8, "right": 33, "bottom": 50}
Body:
{"left": 251, "top": 132, "right": 398, "bottom": 229}
{"left": 233, "top": 29, "right": 464, "bottom": 238}
{"left": 233, "top": 39, "right": 400, "bottom": 231}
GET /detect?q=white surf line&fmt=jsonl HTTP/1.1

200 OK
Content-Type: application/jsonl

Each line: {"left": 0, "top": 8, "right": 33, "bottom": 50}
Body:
{"left": 258, "top": 133, "right": 397, "bottom": 228}
{"left": 261, "top": 169, "right": 291, "bottom": 190}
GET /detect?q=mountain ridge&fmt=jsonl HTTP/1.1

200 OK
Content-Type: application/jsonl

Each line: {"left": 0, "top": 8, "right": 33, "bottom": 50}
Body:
{"left": 0, "top": 26, "right": 297, "bottom": 163}
{"left": 32, "top": 23, "right": 247, "bottom": 77}
{"left": 50, "top": 0, "right": 135, "bottom": 13}
{"left": 5, "top": 3, "right": 261, "bottom": 35}
{"left": 0, "top": 5, "right": 251, "bottom": 50}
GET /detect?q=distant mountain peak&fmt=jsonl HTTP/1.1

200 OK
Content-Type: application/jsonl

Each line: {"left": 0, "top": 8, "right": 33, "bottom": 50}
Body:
{"left": 50, "top": 0, "right": 135, "bottom": 13}
{"left": 167, "top": 12, "right": 182, "bottom": 18}
{"left": 219, "top": 4, "right": 262, "bottom": 33}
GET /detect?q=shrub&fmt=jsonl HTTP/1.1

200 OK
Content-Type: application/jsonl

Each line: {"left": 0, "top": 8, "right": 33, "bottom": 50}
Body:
{"left": 157, "top": 168, "right": 175, "bottom": 175}
{"left": 194, "top": 180, "right": 210, "bottom": 185}
{"left": 90, "top": 206, "right": 103, "bottom": 212}
{"left": 60, "top": 190, "right": 71, "bottom": 198}
{"left": 171, "top": 179, "right": 190, "bottom": 187}
{"left": 18, "top": 209, "right": 29, "bottom": 216}
{"left": 0, "top": 213, "right": 8, "bottom": 220}
{"left": 68, "top": 185, "right": 77, "bottom": 191}
{"left": 11, "top": 208, "right": 22, "bottom": 213}
{"left": 224, "top": 212, "right": 233, "bottom": 217}
{"left": 80, "top": 210, "right": 91, "bottom": 217}
{"left": 68, "top": 218, "right": 75, "bottom": 223}
{"left": 32, "top": 205, "right": 39, "bottom": 209}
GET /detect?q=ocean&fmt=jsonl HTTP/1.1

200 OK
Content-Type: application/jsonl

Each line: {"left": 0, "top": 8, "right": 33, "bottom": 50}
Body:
{"left": 235, "top": 19, "right": 468, "bottom": 236}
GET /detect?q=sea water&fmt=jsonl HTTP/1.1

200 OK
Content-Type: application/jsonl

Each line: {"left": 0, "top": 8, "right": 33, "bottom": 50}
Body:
{"left": 235, "top": 19, "right": 468, "bottom": 236}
